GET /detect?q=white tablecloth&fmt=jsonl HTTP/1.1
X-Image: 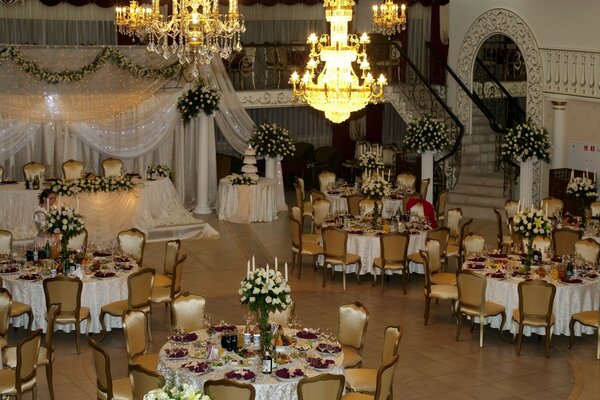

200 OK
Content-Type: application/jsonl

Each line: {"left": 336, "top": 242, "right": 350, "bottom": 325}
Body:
{"left": 216, "top": 178, "right": 278, "bottom": 223}
{"left": 0, "top": 179, "right": 208, "bottom": 247}
{"left": 325, "top": 193, "right": 403, "bottom": 218}
{"left": 157, "top": 329, "right": 344, "bottom": 400}
{"left": 2, "top": 266, "right": 137, "bottom": 333}
{"left": 467, "top": 264, "right": 600, "bottom": 336}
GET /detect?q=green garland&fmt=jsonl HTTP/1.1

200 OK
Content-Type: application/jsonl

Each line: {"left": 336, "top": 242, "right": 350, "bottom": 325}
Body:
{"left": 0, "top": 46, "right": 181, "bottom": 84}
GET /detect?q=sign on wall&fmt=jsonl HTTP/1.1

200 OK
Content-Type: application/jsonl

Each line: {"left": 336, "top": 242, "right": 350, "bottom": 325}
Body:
{"left": 568, "top": 141, "right": 600, "bottom": 174}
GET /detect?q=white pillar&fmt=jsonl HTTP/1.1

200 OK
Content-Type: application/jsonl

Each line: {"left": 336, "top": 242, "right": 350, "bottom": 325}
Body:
{"left": 194, "top": 114, "right": 212, "bottom": 215}
{"left": 551, "top": 100, "right": 567, "bottom": 169}
{"left": 421, "top": 150, "right": 434, "bottom": 203}
{"left": 519, "top": 158, "right": 535, "bottom": 208}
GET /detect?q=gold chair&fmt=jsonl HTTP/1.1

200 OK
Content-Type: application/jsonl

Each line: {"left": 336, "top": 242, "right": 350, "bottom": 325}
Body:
{"left": 346, "top": 194, "right": 366, "bottom": 217}
{"left": 67, "top": 228, "right": 88, "bottom": 252}
{"left": 129, "top": 364, "right": 164, "bottom": 400}
{"left": 462, "top": 233, "right": 486, "bottom": 259}
{"left": 408, "top": 200, "right": 424, "bottom": 217}
{"left": 151, "top": 255, "right": 187, "bottom": 324}
{"left": 419, "top": 178, "right": 430, "bottom": 199}
{"left": 3, "top": 304, "right": 60, "bottom": 400}
{"left": 310, "top": 189, "right": 326, "bottom": 202}
{"left": 269, "top": 299, "right": 295, "bottom": 327}
{"left": 435, "top": 190, "right": 448, "bottom": 226}
{"left": 0, "top": 278, "right": 34, "bottom": 334}
{"left": 522, "top": 236, "right": 552, "bottom": 255}
{"left": 512, "top": 280, "right": 556, "bottom": 358}
{"left": 290, "top": 206, "right": 320, "bottom": 244}
{"left": 0, "top": 329, "right": 42, "bottom": 400}
{"left": 290, "top": 218, "right": 324, "bottom": 280}
{"left": 423, "top": 237, "right": 455, "bottom": 286}
{"left": 552, "top": 227, "right": 582, "bottom": 257}
{"left": 0, "top": 288, "right": 12, "bottom": 351}
{"left": 373, "top": 233, "right": 409, "bottom": 294}
{"left": 62, "top": 159, "right": 84, "bottom": 180}
{"left": 318, "top": 171, "right": 337, "bottom": 193}
{"left": 0, "top": 229, "right": 12, "bottom": 255}
{"left": 591, "top": 201, "right": 600, "bottom": 217}
{"left": 102, "top": 158, "right": 124, "bottom": 177}
{"left": 395, "top": 173, "right": 416, "bottom": 191}
{"left": 89, "top": 338, "right": 133, "bottom": 400}
{"left": 422, "top": 240, "right": 458, "bottom": 325}
{"left": 43, "top": 275, "right": 90, "bottom": 354}
{"left": 122, "top": 309, "right": 159, "bottom": 371}
{"left": 22, "top": 161, "right": 45, "bottom": 181}
{"left": 117, "top": 228, "right": 146, "bottom": 266}
{"left": 204, "top": 378, "right": 256, "bottom": 400}
{"left": 569, "top": 293, "right": 600, "bottom": 359}
{"left": 493, "top": 207, "right": 512, "bottom": 253}
{"left": 0, "top": 165, "right": 3, "bottom": 181}
{"left": 540, "top": 196, "right": 563, "bottom": 218}
{"left": 322, "top": 227, "right": 362, "bottom": 291}
{"left": 407, "top": 226, "right": 450, "bottom": 275}
{"left": 402, "top": 192, "right": 422, "bottom": 212}
{"left": 340, "top": 354, "right": 399, "bottom": 400}
{"left": 345, "top": 325, "right": 402, "bottom": 394}
{"left": 100, "top": 268, "right": 155, "bottom": 342}
{"left": 574, "top": 238, "right": 600, "bottom": 264}
{"left": 171, "top": 292, "right": 206, "bottom": 332}
{"left": 446, "top": 218, "right": 473, "bottom": 267}
{"left": 381, "top": 145, "right": 397, "bottom": 170}
{"left": 446, "top": 207, "right": 463, "bottom": 243}
{"left": 358, "top": 199, "right": 382, "bottom": 216}
{"left": 312, "top": 199, "right": 331, "bottom": 234}
{"left": 154, "top": 240, "right": 183, "bottom": 289}
{"left": 297, "top": 373, "right": 345, "bottom": 400}
{"left": 456, "top": 270, "right": 505, "bottom": 347}
{"left": 294, "top": 180, "right": 313, "bottom": 230}
{"left": 338, "top": 302, "right": 369, "bottom": 368}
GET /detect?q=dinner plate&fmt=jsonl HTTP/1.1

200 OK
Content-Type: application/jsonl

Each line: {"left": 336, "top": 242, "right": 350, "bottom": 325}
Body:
{"left": 225, "top": 369, "right": 256, "bottom": 381}
{"left": 274, "top": 368, "right": 305, "bottom": 382}
{"left": 181, "top": 361, "right": 210, "bottom": 375}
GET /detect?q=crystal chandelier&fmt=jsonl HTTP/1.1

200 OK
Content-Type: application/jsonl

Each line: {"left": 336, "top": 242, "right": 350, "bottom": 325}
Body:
{"left": 289, "top": 0, "right": 386, "bottom": 124}
{"left": 372, "top": 0, "right": 406, "bottom": 37}
{"left": 115, "top": 0, "right": 245, "bottom": 78}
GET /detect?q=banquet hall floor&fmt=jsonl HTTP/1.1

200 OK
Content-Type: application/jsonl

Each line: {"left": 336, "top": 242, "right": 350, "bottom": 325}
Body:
{"left": 10, "top": 208, "right": 600, "bottom": 399}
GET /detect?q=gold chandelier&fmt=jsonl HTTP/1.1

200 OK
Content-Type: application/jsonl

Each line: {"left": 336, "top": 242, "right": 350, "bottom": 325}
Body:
{"left": 372, "top": 0, "right": 406, "bottom": 37}
{"left": 289, "top": 0, "right": 386, "bottom": 124}
{"left": 115, "top": 0, "right": 245, "bottom": 78}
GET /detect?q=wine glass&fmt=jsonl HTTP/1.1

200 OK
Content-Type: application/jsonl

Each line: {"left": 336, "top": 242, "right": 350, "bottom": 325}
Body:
{"left": 204, "top": 313, "right": 213, "bottom": 329}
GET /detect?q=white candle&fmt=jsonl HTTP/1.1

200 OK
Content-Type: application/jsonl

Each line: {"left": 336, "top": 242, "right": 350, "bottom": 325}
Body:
{"left": 517, "top": 200, "right": 521, "bottom": 212}
{"left": 571, "top": 169, "right": 574, "bottom": 180}
{"left": 247, "top": 260, "right": 250, "bottom": 278}
{"left": 252, "top": 256, "right": 255, "bottom": 271}
{"left": 586, "top": 168, "right": 589, "bottom": 178}
{"left": 76, "top": 196, "right": 80, "bottom": 212}
{"left": 545, "top": 203, "right": 548, "bottom": 217}
{"left": 284, "top": 262, "right": 288, "bottom": 281}
{"left": 46, "top": 198, "right": 49, "bottom": 212}
{"left": 275, "top": 257, "right": 278, "bottom": 272}
{"left": 266, "top": 263, "right": 270, "bottom": 285}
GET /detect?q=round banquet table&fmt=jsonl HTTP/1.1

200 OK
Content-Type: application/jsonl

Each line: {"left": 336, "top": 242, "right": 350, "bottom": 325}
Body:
{"left": 2, "top": 262, "right": 138, "bottom": 333}
{"left": 463, "top": 258, "right": 600, "bottom": 336}
{"left": 157, "top": 328, "right": 344, "bottom": 400}
{"left": 216, "top": 178, "right": 278, "bottom": 223}
{"left": 325, "top": 192, "right": 403, "bottom": 219}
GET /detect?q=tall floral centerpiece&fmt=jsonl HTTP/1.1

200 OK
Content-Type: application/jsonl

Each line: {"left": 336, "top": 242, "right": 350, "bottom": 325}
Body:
{"left": 361, "top": 175, "right": 392, "bottom": 200}
{"left": 239, "top": 266, "right": 291, "bottom": 352}
{"left": 249, "top": 123, "right": 296, "bottom": 211}
{"left": 358, "top": 151, "right": 384, "bottom": 173}
{"left": 405, "top": 113, "right": 449, "bottom": 202}
{"left": 177, "top": 83, "right": 220, "bottom": 124}
{"left": 45, "top": 206, "right": 85, "bottom": 261}
{"left": 512, "top": 207, "right": 552, "bottom": 269}
{"left": 501, "top": 119, "right": 551, "bottom": 207}
{"left": 566, "top": 174, "right": 597, "bottom": 228}
{"left": 144, "top": 383, "right": 211, "bottom": 400}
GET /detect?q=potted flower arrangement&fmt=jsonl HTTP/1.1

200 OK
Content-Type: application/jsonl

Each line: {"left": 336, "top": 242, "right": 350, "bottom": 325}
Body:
{"left": 147, "top": 165, "right": 172, "bottom": 180}
{"left": 228, "top": 173, "right": 258, "bottom": 185}
{"left": 46, "top": 206, "right": 85, "bottom": 261}
{"left": 360, "top": 175, "right": 392, "bottom": 200}
{"left": 501, "top": 119, "right": 551, "bottom": 163}
{"left": 566, "top": 175, "right": 597, "bottom": 228}
{"left": 512, "top": 207, "right": 552, "bottom": 269}
{"left": 248, "top": 123, "right": 296, "bottom": 159}
{"left": 144, "top": 383, "right": 211, "bottom": 400}
{"left": 358, "top": 151, "right": 384, "bottom": 171}
{"left": 239, "top": 266, "right": 291, "bottom": 352}
{"left": 404, "top": 113, "right": 449, "bottom": 153}
{"left": 177, "top": 83, "right": 220, "bottom": 124}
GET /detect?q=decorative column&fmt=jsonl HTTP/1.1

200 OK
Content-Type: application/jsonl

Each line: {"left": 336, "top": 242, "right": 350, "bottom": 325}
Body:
{"left": 193, "top": 114, "right": 212, "bottom": 215}
{"left": 264, "top": 156, "right": 287, "bottom": 211}
{"left": 421, "top": 150, "right": 434, "bottom": 203}
{"left": 551, "top": 100, "right": 567, "bottom": 169}
{"left": 519, "top": 157, "right": 535, "bottom": 208}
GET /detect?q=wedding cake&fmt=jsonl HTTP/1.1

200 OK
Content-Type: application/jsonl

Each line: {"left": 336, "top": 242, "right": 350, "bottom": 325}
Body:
{"left": 241, "top": 145, "right": 259, "bottom": 181}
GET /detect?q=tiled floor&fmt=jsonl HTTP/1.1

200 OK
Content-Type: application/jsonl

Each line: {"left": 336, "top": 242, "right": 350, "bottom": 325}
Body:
{"left": 10, "top": 205, "right": 600, "bottom": 399}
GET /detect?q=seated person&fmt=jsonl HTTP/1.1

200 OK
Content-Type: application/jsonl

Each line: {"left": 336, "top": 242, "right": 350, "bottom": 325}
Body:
{"left": 33, "top": 189, "right": 58, "bottom": 248}
{"left": 405, "top": 197, "right": 437, "bottom": 228}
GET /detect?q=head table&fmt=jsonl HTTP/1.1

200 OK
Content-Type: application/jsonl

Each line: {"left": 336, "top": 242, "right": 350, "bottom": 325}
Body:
{"left": 463, "top": 254, "right": 600, "bottom": 337}
{"left": 0, "top": 254, "right": 138, "bottom": 333}
{"left": 157, "top": 327, "right": 344, "bottom": 400}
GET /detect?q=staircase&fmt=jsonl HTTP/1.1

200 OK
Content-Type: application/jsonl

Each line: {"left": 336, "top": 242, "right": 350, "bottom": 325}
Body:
{"left": 446, "top": 109, "right": 506, "bottom": 220}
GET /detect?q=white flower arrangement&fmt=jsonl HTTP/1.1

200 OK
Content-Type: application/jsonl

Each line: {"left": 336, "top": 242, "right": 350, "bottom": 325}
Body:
{"left": 1, "top": 47, "right": 180, "bottom": 84}
{"left": 177, "top": 83, "right": 220, "bottom": 123}
{"left": 358, "top": 151, "right": 384, "bottom": 170}
{"left": 404, "top": 113, "right": 449, "bottom": 153}
{"left": 144, "top": 384, "right": 211, "bottom": 400}
{"left": 52, "top": 176, "right": 135, "bottom": 197}
{"left": 512, "top": 207, "right": 552, "bottom": 239}
{"left": 360, "top": 175, "right": 392, "bottom": 200}
{"left": 228, "top": 173, "right": 258, "bottom": 185}
{"left": 46, "top": 206, "right": 85, "bottom": 241}
{"left": 249, "top": 123, "right": 296, "bottom": 159}
{"left": 501, "top": 119, "right": 551, "bottom": 162}
{"left": 239, "top": 268, "right": 292, "bottom": 314}
{"left": 147, "top": 165, "right": 172, "bottom": 179}
{"left": 566, "top": 176, "right": 597, "bottom": 200}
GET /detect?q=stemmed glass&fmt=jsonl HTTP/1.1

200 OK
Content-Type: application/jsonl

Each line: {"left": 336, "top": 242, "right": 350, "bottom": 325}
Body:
{"left": 203, "top": 313, "right": 213, "bottom": 329}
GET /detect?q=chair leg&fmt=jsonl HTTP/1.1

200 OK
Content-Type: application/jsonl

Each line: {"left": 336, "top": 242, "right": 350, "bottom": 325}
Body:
{"left": 372, "top": 267, "right": 377, "bottom": 287}
{"left": 147, "top": 310, "right": 153, "bottom": 342}
{"left": 516, "top": 323, "right": 524, "bottom": 355}
{"left": 380, "top": 270, "right": 386, "bottom": 295}
{"left": 355, "top": 264, "right": 361, "bottom": 285}
{"left": 26, "top": 310, "right": 33, "bottom": 334}
{"left": 342, "top": 265, "right": 346, "bottom": 291}
{"left": 322, "top": 263, "right": 328, "bottom": 288}
{"left": 99, "top": 311, "right": 107, "bottom": 342}
{"left": 290, "top": 252, "right": 296, "bottom": 274}
{"left": 75, "top": 319, "right": 81, "bottom": 354}
{"left": 545, "top": 325, "right": 551, "bottom": 358}
{"left": 424, "top": 296, "right": 431, "bottom": 325}
{"left": 456, "top": 313, "right": 463, "bottom": 341}
{"left": 46, "top": 362, "right": 54, "bottom": 400}
{"left": 479, "top": 315, "right": 484, "bottom": 348}
{"left": 298, "top": 254, "right": 303, "bottom": 279}
{"left": 401, "top": 268, "right": 408, "bottom": 295}
{"left": 568, "top": 318, "right": 576, "bottom": 349}
{"left": 498, "top": 312, "right": 506, "bottom": 342}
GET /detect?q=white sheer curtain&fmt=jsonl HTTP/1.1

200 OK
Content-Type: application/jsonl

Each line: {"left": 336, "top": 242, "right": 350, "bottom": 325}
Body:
{"left": 407, "top": 3, "right": 431, "bottom": 74}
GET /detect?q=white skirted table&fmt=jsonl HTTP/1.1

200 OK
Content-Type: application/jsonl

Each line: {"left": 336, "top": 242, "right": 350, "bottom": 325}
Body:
{"left": 216, "top": 178, "right": 278, "bottom": 223}
{"left": 325, "top": 192, "right": 404, "bottom": 218}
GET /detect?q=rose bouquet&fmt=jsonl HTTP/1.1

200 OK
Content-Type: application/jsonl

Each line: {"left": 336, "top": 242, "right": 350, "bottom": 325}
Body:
{"left": 46, "top": 206, "right": 85, "bottom": 258}
{"left": 144, "top": 383, "right": 211, "bottom": 400}
{"left": 360, "top": 175, "right": 392, "bottom": 200}
{"left": 177, "top": 83, "right": 220, "bottom": 123}
{"left": 249, "top": 123, "right": 296, "bottom": 158}
{"left": 566, "top": 176, "right": 597, "bottom": 200}
{"left": 501, "top": 119, "right": 551, "bottom": 162}
{"left": 404, "top": 113, "right": 449, "bottom": 153}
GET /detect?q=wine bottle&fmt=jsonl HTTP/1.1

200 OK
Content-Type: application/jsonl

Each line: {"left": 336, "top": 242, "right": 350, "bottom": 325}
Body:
{"left": 262, "top": 349, "right": 272, "bottom": 374}
{"left": 45, "top": 241, "right": 51, "bottom": 259}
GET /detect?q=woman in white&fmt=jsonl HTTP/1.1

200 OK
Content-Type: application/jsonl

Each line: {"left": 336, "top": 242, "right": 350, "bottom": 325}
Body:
{"left": 33, "top": 189, "right": 58, "bottom": 248}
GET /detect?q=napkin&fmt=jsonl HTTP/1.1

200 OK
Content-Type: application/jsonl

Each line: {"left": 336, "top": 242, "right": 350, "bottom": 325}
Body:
{"left": 70, "top": 267, "right": 85, "bottom": 280}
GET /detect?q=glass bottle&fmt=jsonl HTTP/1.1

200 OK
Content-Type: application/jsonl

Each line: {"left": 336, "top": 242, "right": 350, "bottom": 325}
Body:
{"left": 261, "top": 349, "right": 272, "bottom": 374}
{"left": 45, "top": 240, "right": 51, "bottom": 260}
